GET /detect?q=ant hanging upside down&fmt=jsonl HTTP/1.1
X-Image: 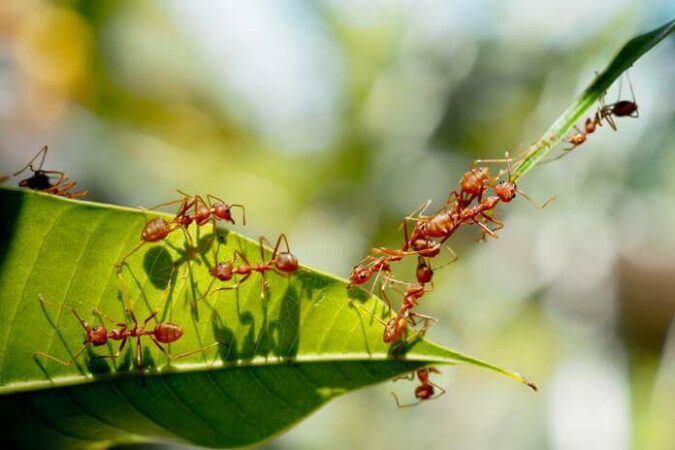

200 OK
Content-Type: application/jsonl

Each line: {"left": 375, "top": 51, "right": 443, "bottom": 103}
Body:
{"left": 391, "top": 368, "right": 446, "bottom": 407}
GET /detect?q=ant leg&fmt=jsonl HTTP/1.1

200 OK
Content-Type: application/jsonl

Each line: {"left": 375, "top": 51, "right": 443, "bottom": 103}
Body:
{"left": 393, "top": 371, "right": 416, "bottom": 382}
{"left": 149, "top": 337, "right": 221, "bottom": 362}
{"left": 91, "top": 308, "right": 126, "bottom": 328}
{"left": 210, "top": 273, "right": 251, "bottom": 295}
{"left": 430, "top": 382, "right": 447, "bottom": 400}
{"left": 33, "top": 344, "right": 91, "bottom": 366}
{"left": 90, "top": 337, "right": 128, "bottom": 362}
{"left": 65, "top": 190, "right": 89, "bottom": 199}
{"left": 390, "top": 392, "right": 420, "bottom": 408}
{"left": 39, "top": 170, "right": 66, "bottom": 193}
{"left": 473, "top": 220, "right": 498, "bottom": 240}
{"left": 230, "top": 204, "right": 246, "bottom": 225}
{"left": 430, "top": 244, "right": 458, "bottom": 271}
{"left": 115, "top": 241, "right": 147, "bottom": 273}
{"left": 479, "top": 212, "right": 504, "bottom": 232}
{"left": 13, "top": 145, "right": 48, "bottom": 176}
{"left": 50, "top": 180, "right": 77, "bottom": 196}
{"left": 408, "top": 313, "right": 438, "bottom": 338}
{"left": 135, "top": 337, "right": 144, "bottom": 373}
{"left": 516, "top": 189, "right": 555, "bottom": 210}
{"left": 260, "top": 272, "right": 268, "bottom": 300}
{"left": 349, "top": 300, "right": 388, "bottom": 327}
{"left": 38, "top": 295, "right": 91, "bottom": 334}
{"left": 143, "top": 311, "right": 158, "bottom": 326}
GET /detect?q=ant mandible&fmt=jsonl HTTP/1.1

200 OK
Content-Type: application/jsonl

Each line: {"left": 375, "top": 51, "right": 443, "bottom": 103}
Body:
{"left": 391, "top": 368, "right": 446, "bottom": 407}
{"left": 12, "top": 146, "right": 88, "bottom": 198}
{"left": 209, "top": 233, "right": 299, "bottom": 299}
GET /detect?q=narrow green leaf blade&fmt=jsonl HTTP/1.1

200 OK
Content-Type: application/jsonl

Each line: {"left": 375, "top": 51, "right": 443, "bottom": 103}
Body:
{"left": 513, "top": 19, "right": 675, "bottom": 180}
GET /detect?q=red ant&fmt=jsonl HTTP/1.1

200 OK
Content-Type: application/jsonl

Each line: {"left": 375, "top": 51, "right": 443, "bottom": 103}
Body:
{"left": 391, "top": 368, "right": 446, "bottom": 407}
{"left": 409, "top": 155, "right": 550, "bottom": 241}
{"left": 354, "top": 281, "right": 436, "bottom": 344}
{"left": 115, "top": 191, "right": 246, "bottom": 271}
{"left": 34, "top": 295, "right": 220, "bottom": 373}
{"left": 12, "top": 146, "right": 88, "bottom": 198}
{"left": 209, "top": 234, "right": 299, "bottom": 299}
{"left": 157, "top": 190, "right": 246, "bottom": 229}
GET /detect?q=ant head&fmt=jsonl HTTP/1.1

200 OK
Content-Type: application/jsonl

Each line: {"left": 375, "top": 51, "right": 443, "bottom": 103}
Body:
{"left": 414, "top": 383, "right": 435, "bottom": 400}
{"left": 275, "top": 252, "right": 299, "bottom": 273}
{"left": 494, "top": 181, "right": 517, "bottom": 202}
{"left": 416, "top": 260, "right": 433, "bottom": 284}
{"left": 348, "top": 265, "right": 371, "bottom": 286}
{"left": 210, "top": 262, "right": 234, "bottom": 281}
{"left": 212, "top": 202, "right": 235, "bottom": 224}
{"left": 88, "top": 325, "right": 108, "bottom": 346}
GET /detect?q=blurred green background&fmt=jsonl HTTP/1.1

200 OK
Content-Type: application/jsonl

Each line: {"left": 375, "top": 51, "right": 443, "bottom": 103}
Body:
{"left": 1, "top": 1, "right": 674, "bottom": 449}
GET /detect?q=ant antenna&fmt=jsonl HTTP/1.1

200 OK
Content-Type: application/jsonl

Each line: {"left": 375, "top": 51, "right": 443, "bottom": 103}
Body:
{"left": 390, "top": 392, "right": 419, "bottom": 408}
{"left": 516, "top": 188, "right": 556, "bottom": 210}
{"left": 13, "top": 146, "right": 48, "bottom": 176}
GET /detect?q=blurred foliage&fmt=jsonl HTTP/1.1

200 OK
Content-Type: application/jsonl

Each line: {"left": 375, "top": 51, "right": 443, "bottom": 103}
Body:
{"left": 1, "top": 1, "right": 674, "bottom": 449}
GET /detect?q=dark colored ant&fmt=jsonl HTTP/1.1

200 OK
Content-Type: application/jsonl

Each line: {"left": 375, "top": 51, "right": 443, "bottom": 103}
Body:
{"left": 209, "top": 233, "right": 299, "bottom": 299}
{"left": 595, "top": 71, "right": 639, "bottom": 130}
{"left": 391, "top": 368, "right": 446, "bottom": 407}
{"left": 12, "top": 146, "right": 88, "bottom": 198}
{"left": 34, "top": 295, "right": 220, "bottom": 373}
{"left": 544, "top": 72, "right": 639, "bottom": 164}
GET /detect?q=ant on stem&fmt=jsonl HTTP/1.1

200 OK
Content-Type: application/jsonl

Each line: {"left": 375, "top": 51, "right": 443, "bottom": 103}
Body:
{"left": 11, "top": 146, "right": 88, "bottom": 198}
{"left": 209, "top": 234, "right": 299, "bottom": 299}
{"left": 391, "top": 368, "right": 446, "bottom": 407}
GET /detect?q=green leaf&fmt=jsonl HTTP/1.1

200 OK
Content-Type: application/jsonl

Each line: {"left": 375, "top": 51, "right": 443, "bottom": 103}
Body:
{"left": 512, "top": 19, "right": 675, "bottom": 180}
{"left": 0, "top": 187, "right": 533, "bottom": 449}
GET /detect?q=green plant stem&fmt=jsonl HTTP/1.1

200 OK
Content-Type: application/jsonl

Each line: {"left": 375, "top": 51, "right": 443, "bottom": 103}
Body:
{"left": 512, "top": 19, "right": 675, "bottom": 181}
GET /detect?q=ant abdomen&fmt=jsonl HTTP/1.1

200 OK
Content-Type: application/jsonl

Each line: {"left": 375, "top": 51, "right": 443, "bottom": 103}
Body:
{"left": 460, "top": 167, "right": 489, "bottom": 196}
{"left": 612, "top": 100, "right": 638, "bottom": 117}
{"left": 154, "top": 323, "right": 184, "bottom": 344}
{"left": 275, "top": 252, "right": 299, "bottom": 272}
{"left": 141, "top": 218, "right": 172, "bottom": 242}
{"left": 423, "top": 213, "right": 454, "bottom": 238}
